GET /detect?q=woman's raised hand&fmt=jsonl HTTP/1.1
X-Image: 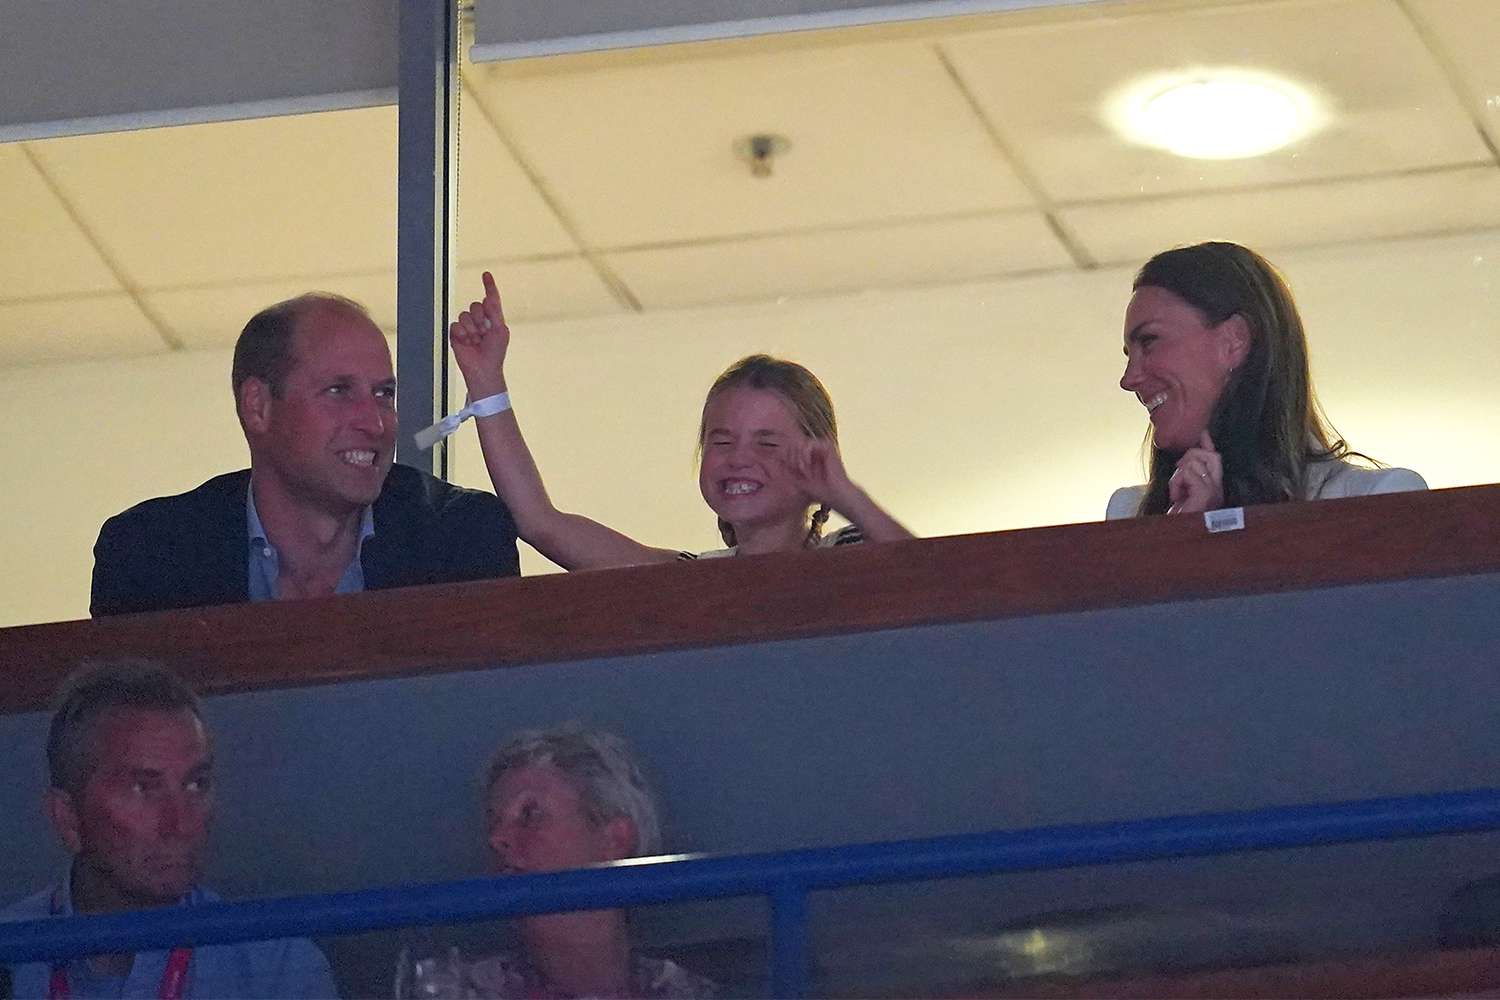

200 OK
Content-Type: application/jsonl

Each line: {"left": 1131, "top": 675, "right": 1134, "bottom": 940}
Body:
{"left": 449, "top": 271, "right": 509, "bottom": 395}
{"left": 1168, "top": 430, "right": 1225, "bottom": 514}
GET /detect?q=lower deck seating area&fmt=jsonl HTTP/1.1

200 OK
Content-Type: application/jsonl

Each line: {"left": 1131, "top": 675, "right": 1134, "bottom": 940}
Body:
{"left": 4, "top": 487, "right": 1499, "bottom": 996}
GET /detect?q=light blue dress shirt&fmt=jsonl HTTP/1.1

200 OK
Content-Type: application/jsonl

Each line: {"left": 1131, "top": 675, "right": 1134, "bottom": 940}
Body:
{"left": 0, "top": 873, "right": 338, "bottom": 999}
{"left": 246, "top": 485, "right": 374, "bottom": 601}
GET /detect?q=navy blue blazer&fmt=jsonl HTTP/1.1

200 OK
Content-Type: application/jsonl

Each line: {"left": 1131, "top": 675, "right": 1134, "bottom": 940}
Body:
{"left": 91, "top": 465, "right": 520, "bottom": 616}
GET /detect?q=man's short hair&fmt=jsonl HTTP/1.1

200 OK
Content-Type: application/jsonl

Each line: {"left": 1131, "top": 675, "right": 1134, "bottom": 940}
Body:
{"left": 231, "top": 292, "right": 371, "bottom": 399}
{"left": 48, "top": 660, "right": 204, "bottom": 796}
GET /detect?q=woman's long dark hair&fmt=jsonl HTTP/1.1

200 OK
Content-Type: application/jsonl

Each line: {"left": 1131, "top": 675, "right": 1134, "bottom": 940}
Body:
{"left": 1134, "top": 242, "right": 1355, "bottom": 515}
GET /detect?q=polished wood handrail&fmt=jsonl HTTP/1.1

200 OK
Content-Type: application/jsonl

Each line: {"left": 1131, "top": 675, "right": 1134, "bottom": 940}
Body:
{"left": 2, "top": 484, "right": 1497, "bottom": 715}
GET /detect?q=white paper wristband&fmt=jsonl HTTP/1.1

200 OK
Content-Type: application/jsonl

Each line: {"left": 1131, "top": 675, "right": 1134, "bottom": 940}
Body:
{"left": 413, "top": 391, "right": 511, "bottom": 451}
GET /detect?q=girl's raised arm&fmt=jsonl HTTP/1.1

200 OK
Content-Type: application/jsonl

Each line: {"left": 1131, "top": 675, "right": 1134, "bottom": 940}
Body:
{"left": 448, "top": 272, "right": 681, "bottom": 570}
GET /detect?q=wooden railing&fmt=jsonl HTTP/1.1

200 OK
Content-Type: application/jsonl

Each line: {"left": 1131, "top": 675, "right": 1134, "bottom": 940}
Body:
{"left": 3, "top": 483, "right": 1497, "bottom": 715}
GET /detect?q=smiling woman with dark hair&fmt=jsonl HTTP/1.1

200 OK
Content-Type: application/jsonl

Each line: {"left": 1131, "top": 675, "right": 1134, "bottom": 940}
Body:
{"left": 1109, "top": 241, "right": 1425, "bottom": 519}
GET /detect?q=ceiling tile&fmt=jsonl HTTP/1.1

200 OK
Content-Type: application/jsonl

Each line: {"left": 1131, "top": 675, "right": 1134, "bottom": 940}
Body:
{"left": 144, "top": 274, "right": 399, "bottom": 351}
{"left": 606, "top": 213, "right": 1073, "bottom": 309}
{"left": 943, "top": 0, "right": 1491, "bottom": 202}
{"left": 146, "top": 257, "right": 622, "bottom": 351}
{"left": 26, "top": 107, "right": 398, "bottom": 289}
{"left": 455, "top": 81, "right": 579, "bottom": 261}
{"left": 0, "top": 144, "right": 120, "bottom": 299}
{"left": 469, "top": 38, "right": 1034, "bottom": 248}
{"left": 453, "top": 258, "right": 626, "bottom": 321}
{"left": 1061, "top": 165, "right": 1500, "bottom": 265}
{"left": 1405, "top": 0, "right": 1500, "bottom": 152}
{"left": 0, "top": 295, "right": 165, "bottom": 368}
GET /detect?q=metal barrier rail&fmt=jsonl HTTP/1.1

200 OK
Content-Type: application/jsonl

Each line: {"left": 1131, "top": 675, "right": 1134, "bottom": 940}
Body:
{"left": 5, "top": 788, "right": 1500, "bottom": 997}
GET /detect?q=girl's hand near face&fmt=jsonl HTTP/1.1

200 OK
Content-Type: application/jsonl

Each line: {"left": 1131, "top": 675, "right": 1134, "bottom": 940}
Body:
{"left": 788, "top": 438, "right": 857, "bottom": 511}
{"left": 1168, "top": 430, "right": 1225, "bottom": 514}
{"left": 788, "top": 438, "right": 915, "bottom": 544}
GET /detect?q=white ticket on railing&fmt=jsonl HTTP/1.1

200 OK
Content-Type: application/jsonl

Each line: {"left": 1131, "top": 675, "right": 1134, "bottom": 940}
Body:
{"left": 1203, "top": 507, "right": 1246, "bottom": 533}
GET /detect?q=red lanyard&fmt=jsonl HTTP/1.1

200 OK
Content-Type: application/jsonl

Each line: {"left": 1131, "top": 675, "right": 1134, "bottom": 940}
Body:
{"left": 47, "top": 946, "right": 191, "bottom": 1000}
{"left": 47, "top": 891, "right": 193, "bottom": 1000}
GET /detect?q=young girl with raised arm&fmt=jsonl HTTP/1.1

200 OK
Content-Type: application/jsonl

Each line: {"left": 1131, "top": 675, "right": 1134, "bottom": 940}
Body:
{"left": 446, "top": 272, "right": 912, "bottom": 568}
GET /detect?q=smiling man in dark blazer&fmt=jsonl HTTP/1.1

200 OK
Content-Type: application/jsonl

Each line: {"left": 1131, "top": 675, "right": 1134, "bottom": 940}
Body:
{"left": 91, "top": 293, "right": 519, "bottom": 616}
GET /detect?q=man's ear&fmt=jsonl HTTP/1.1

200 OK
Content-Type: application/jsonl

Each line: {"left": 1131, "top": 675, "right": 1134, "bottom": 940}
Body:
{"left": 238, "top": 377, "right": 274, "bottom": 435}
{"left": 601, "top": 816, "right": 639, "bottom": 861}
{"left": 45, "top": 788, "right": 83, "bottom": 855}
{"left": 1218, "top": 313, "right": 1252, "bottom": 371}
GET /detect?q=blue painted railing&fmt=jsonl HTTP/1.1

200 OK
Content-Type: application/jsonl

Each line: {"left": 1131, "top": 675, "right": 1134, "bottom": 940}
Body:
{"left": 5, "top": 788, "right": 1500, "bottom": 996}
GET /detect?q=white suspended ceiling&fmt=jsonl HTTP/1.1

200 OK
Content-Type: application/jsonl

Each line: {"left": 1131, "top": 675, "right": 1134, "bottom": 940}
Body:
{"left": 1, "top": 0, "right": 1497, "bottom": 368}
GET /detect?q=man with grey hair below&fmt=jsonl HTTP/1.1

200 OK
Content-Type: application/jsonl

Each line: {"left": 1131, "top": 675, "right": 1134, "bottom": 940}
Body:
{"left": 90, "top": 292, "right": 519, "bottom": 616}
{"left": 427, "top": 722, "right": 714, "bottom": 999}
{"left": 0, "top": 659, "right": 337, "bottom": 998}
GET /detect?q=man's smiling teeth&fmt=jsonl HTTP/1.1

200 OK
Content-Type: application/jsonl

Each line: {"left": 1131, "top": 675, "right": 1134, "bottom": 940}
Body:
{"left": 1144, "top": 392, "right": 1168, "bottom": 413}
{"left": 339, "top": 450, "right": 376, "bottom": 466}
{"left": 723, "top": 480, "right": 761, "bottom": 496}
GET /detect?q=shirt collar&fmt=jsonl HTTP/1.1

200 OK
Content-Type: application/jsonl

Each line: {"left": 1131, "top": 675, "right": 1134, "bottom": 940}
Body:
{"left": 246, "top": 483, "right": 375, "bottom": 549}
{"left": 54, "top": 863, "right": 205, "bottom": 916}
{"left": 246, "top": 484, "right": 269, "bottom": 547}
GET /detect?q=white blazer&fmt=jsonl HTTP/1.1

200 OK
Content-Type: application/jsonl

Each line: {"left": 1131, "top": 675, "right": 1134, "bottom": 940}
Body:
{"left": 1105, "top": 459, "right": 1427, "bottom": 520}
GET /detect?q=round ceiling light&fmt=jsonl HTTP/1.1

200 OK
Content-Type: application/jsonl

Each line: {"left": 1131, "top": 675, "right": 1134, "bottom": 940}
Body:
{"left": 1108, "top": 70, "right": 1323, "bottom": 160}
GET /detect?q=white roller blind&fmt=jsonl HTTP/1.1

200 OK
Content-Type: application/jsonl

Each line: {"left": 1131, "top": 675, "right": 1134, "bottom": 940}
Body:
{"left": 0, "top": 0, "right": 399, "bottom": 140}
{"left": 471, "top": 0, "right": 1102, "bottom": 61}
